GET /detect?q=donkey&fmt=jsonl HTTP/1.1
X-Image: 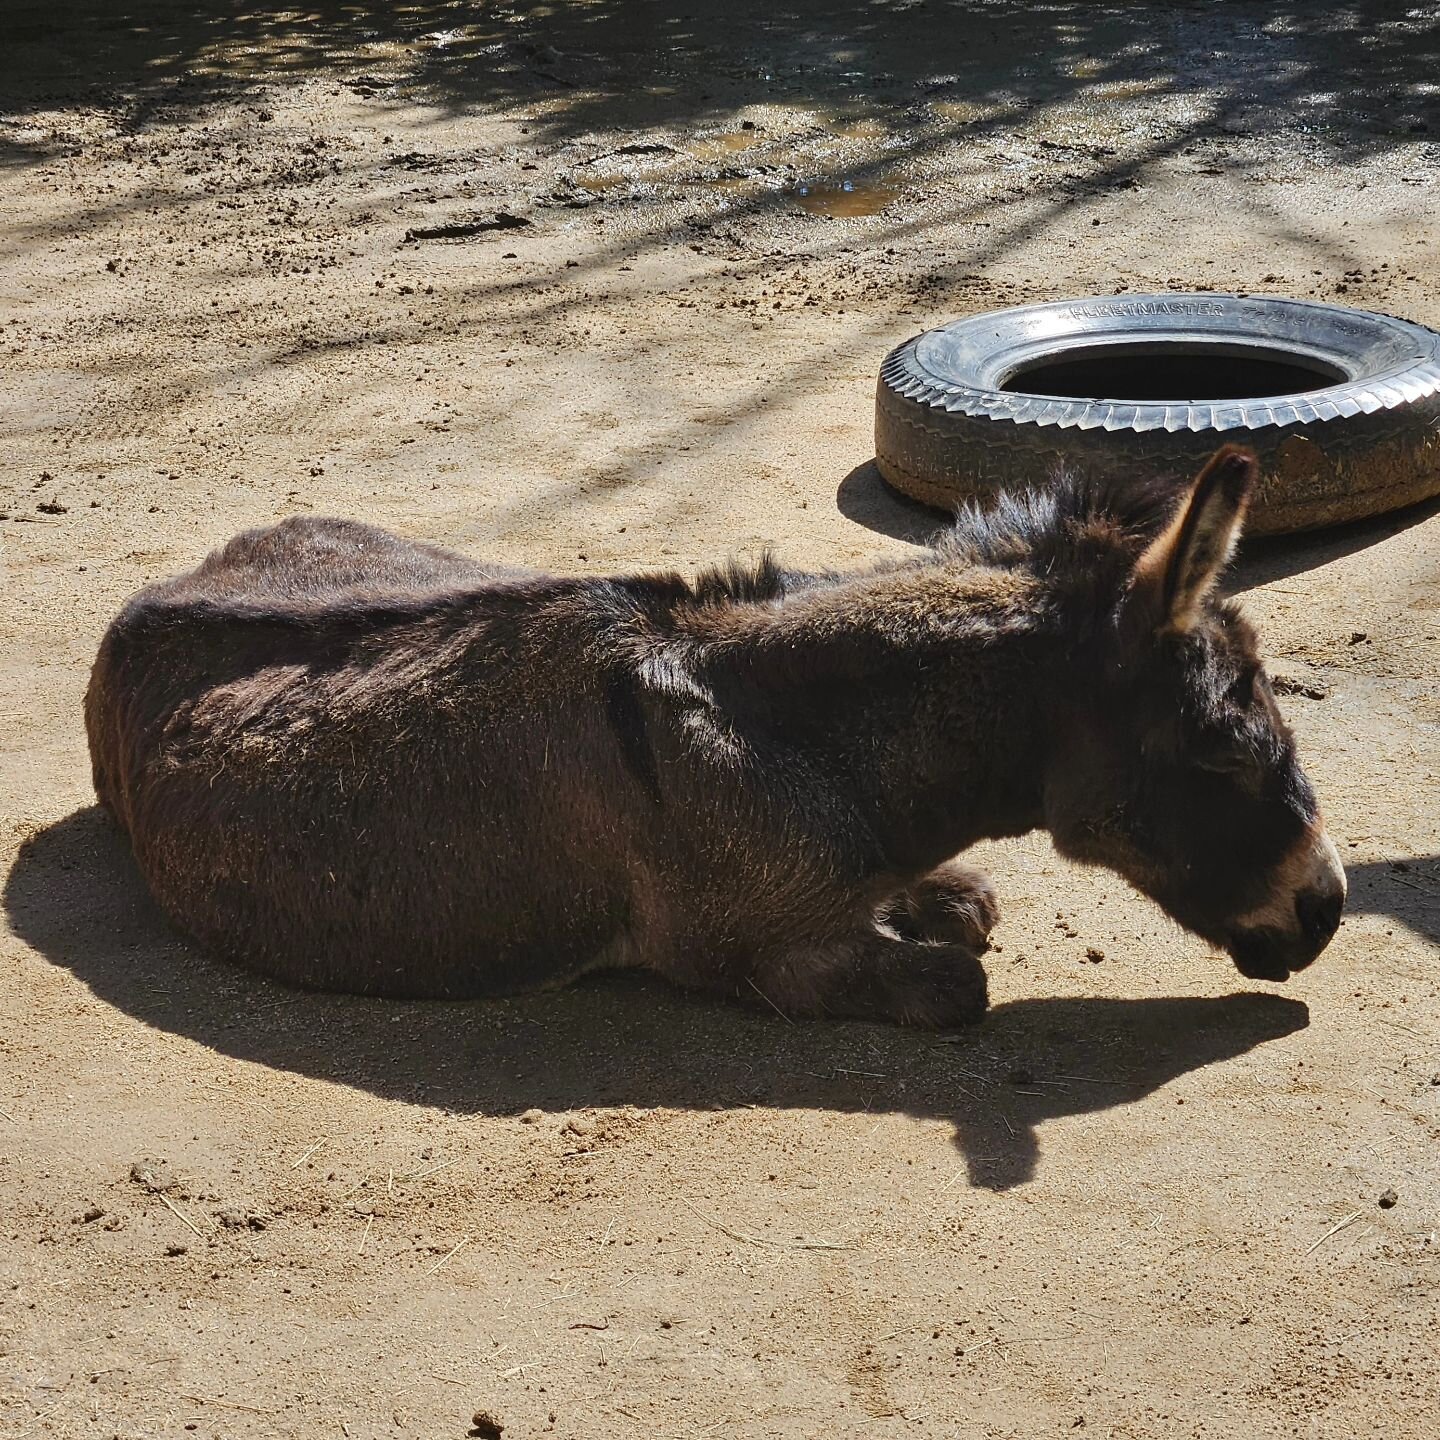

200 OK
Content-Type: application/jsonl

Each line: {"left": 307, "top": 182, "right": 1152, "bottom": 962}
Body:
{"left": 85, "top": 445, "right": 1345, "bottom": 1027}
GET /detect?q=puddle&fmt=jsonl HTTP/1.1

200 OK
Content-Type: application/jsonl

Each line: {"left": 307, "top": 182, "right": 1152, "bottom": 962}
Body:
{"left": 932, "top": 100, "right": 1001, "bottom": 126}
{"left": 1091, "top": 79, "right": 1166, "bottom": 101}
{"left": 700, "top": 132, "right": 764, "bottom": 155}
{"left": 788, "top": 177, "right": 899, "bottom": 216}
{"left": 574, "top": 172, "right": 628, "bottom": 193}
{"left": 686, "top": 132, "right": 765, "bottom": 166}
{"left": 827, "top": 118, "right": 890, "bottom": 141}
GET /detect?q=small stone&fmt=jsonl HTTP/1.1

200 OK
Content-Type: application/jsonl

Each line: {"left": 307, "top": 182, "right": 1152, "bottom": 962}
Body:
{"left": 1348, "top": 631, "right": 1368, "bottom": 645}
{"left": 78, "top": 1206, "right": 104, "bottom": 1224}
{"left": 165, "top": 1243, "right": 188, "bottom": 1257}
{"left": 562, "top": 1116, "right": 594, "bottom": 1138}
{"left": 1084, "top": 947, "right": 1105, "bottom": 964}
{"left": 470, "top": 1410, "right": 504, "bottom": 1439}
{"left": 518, "top": 1108, "right": 544, "bottom": 1125}
{"left": 1378, "top": 1188, "right": 1398, "bottom": 1209}
{"left": 1008, "top": 1066, "right": 1035, "bottom": 1087}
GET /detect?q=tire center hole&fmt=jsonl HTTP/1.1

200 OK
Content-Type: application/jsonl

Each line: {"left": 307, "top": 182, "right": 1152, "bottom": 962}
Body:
{"left": 1001, "top": 342, "right": 1348, "bottom": 402}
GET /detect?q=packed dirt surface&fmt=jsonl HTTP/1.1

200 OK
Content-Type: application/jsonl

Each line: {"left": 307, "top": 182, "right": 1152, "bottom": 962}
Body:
{"left": 3, "top": 3, "right": 1438, "bottom": 1437}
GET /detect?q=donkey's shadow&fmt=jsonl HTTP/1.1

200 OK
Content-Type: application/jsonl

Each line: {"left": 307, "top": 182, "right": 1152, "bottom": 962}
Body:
{"left": 5, "top": 808, "right": 1311, "bottom": 1190}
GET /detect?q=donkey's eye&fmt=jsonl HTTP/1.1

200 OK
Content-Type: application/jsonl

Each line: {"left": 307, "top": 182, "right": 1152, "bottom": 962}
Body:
{"left": 1195, "top": 747, "right": 1252, "bottom": 777}
{"left": 1228, "top": 668, "right": 1264, "bottom": 708}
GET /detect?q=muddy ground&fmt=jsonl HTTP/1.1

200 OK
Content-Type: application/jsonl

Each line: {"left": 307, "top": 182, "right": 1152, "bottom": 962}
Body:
{"left": 2, "top": 3, "right": 1438, "bottom": 1437}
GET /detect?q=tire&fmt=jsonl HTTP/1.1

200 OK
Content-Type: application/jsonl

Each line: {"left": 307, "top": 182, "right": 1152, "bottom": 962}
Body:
{"left": 875, "top": 294, "right": 1440, "bottom": 535}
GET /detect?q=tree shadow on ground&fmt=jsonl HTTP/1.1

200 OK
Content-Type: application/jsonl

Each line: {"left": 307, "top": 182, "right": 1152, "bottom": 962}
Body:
{"left": 6, "top": 2, "right": 1435, "bottom": 553}
{"left": 4, "top": 1, "right": 1436, "bottom": 159}
{"left": 6, "top": 806, "right": 1310, "bottom": 1190}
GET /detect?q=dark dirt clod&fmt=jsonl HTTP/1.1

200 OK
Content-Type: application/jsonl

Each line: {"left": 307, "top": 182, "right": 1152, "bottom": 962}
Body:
{"left": 216, "top": 1207, "right": 269, "bottom": 1230}
{"left": 165, "top": 1243, "right": 188, "bottom": 1257}
{"left": 1270, "top": 675, "right": 1329, "bottom": 700}
{"left": 1008, "top": 1066, "right": 1036, "bottom": 1086}
{"left": 129, "top": 1159, "right": 178, "bottom": 1193}
{"left": 1377, "top": 1188, "right": 1398, "bottom": 1209}
{"left": 404, "top": 214, "right": 530, "bottom": 243}
{"left": 469, "top": 1410, "right": 504, "bottom": 1439}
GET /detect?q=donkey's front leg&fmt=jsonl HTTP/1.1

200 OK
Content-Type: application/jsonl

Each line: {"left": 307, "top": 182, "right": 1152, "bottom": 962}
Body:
{"left": 755, "top": 929, "right": 990, "bottom": 1029}
{"left": 877, "top": 859, "right": 1000, "bottom": 952}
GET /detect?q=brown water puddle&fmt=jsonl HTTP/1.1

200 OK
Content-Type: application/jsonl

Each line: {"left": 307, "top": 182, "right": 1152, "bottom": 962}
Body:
{"left": 574, "top": 172, "right": 628, "bottom": 194}
{"left": 788, "top": 177, "right": 900, "bottom": 216}
{"left": 694, "top": 132, "right": 765, "bottom": 157}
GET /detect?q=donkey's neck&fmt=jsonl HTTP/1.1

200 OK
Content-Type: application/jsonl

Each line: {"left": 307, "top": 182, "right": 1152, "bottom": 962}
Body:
{"left": 691, "top": 561, "right": 1059, "bottom": 877}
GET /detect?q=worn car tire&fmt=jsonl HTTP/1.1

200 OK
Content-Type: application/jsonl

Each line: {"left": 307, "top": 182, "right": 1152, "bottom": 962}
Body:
{"left": 875, "top": 294, "right": 1440, "bottom": 534}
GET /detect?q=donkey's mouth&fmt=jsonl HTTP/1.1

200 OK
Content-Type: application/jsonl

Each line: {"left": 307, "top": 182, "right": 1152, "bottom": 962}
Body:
{"left": 1225, "top": 926, "right": 1324, "bottom": 983}
{"left": 1226, "top": 876, "right": 1345, "bottom": 981}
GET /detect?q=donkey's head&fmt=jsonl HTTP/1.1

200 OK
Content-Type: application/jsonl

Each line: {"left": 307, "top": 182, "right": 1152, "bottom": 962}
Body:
{"left": 1043, "top": 445, "right": 1346, "bottom": 980}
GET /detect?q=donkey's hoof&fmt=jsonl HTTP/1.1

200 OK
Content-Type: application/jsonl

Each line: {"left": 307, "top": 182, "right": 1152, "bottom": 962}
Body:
{"left": 882, "top": 944, "right": 990, "bottom": 1029}
{"left": 887, "top": 863, "right": 1000, "bottom": 952}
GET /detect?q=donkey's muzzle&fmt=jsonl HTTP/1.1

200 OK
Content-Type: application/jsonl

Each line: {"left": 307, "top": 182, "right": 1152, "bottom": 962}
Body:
{"left": 1228, "top": 892, "right": 1343, "bottom": 981}
{"left": 1225, "top": 828, "right": 1346, "bottom": 981}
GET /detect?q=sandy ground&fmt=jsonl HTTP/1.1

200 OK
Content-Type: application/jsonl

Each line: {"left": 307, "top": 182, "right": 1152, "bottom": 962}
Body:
{"left": 3, "top": 3, "right": 1439, "bottom": 1437}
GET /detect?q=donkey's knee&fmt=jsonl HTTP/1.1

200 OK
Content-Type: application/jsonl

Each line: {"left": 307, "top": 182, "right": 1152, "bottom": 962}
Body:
{"left": 878, "top": 860, "right": 999, "bottom": 952}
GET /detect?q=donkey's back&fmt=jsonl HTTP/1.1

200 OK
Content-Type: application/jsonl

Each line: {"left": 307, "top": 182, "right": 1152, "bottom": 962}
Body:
{"left": 86, "top": 518, "right": 659, "bottom": 999}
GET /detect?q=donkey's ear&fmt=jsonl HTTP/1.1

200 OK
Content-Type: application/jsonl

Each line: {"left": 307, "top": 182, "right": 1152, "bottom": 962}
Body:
{"left": 1132, "top": 445, "right": 1258, "bottom": 633}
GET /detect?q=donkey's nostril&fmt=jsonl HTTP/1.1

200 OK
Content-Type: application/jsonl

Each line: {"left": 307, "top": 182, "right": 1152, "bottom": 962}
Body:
{"left": 1295, "top": 889, "right": 1343, "bottom": 949}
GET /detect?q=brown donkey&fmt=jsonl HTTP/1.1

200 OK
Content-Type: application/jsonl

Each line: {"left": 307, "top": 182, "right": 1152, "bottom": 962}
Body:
{"left": 86, "top": 445, "right": 1345, "bottom": 1026}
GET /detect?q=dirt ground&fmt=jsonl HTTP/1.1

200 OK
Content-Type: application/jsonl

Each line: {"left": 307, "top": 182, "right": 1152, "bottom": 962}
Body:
{"left": 2, "top": 3, "right": 1438, "bottom": 1437}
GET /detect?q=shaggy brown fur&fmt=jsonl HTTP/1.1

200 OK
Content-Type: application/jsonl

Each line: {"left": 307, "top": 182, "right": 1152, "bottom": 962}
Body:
{"left": 85, "top": 446, "right": 1345, "bottom": 1026}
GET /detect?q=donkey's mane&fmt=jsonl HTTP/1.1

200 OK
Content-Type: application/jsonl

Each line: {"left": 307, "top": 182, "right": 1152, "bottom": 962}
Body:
{"left": 673, "top": 471, "right": 1181, "bottom": 617}
{"left": 938, "top": 470, "right": 1178, "bottom": 575}
{"left": 689, "top": 553, "right": 791, "bottom": 607}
